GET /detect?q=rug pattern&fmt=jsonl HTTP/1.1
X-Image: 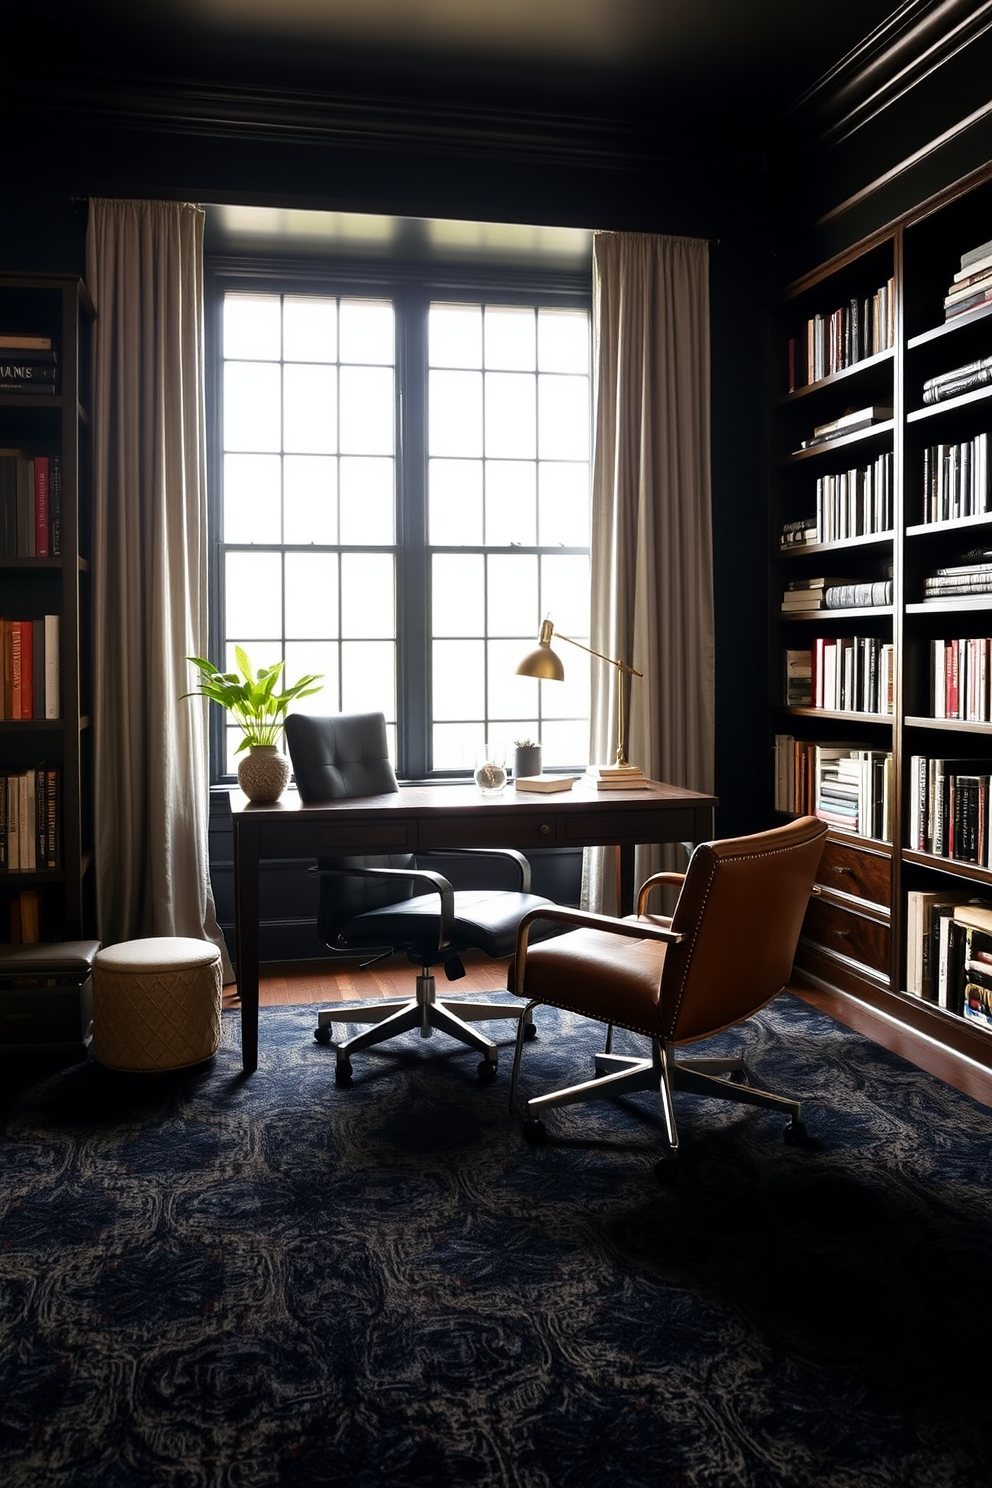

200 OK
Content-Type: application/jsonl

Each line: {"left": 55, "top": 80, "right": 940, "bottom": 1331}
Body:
{"left": 2, "top": 994, "right": 992, "bottom": 1487}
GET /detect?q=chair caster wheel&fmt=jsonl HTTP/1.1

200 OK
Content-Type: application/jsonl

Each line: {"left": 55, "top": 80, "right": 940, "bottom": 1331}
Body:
{"left": 783, "top": 1117, "right": 809, "bottom": 1145}
{"left": 522, "top": 1021, "right": 537, "bottom": 1041}
{"left": 729, "top": 1066, "right": 750, "bottom": 1086}
{"left": 314, "top": 1025, "right": 332, "bottom": 1045}
{"left": 523, "top": 1118, "right": 546, "bottom": 1146}
{"left": 477, "top": 1057, "right": 498, "bottom": 1082}
{"left": 654, "top": 1155, "right": 679, "bottom": 1184}
{"left": 335, "top": 1055, "right": 353, "bottom": 1086}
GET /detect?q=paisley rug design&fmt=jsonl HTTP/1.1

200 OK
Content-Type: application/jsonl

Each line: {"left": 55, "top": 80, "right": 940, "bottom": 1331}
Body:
{"left": 2, "top": 994, "right": 992, "bottom": 1487}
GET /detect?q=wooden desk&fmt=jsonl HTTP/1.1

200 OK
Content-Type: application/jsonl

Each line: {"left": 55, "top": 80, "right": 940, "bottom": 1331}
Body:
{"left": 230, "top": 778, "right": 716, "bottom": 1072}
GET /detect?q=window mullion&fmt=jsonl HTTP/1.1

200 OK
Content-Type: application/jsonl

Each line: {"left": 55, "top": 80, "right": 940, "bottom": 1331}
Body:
{"left": 396, "top": 283, "right": 430, "bottom": 779}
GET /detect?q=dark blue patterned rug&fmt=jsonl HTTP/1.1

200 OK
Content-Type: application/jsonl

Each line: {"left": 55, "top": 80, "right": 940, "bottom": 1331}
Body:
{"left": 2, "top": 993, "right": 992, "bottom": 1487}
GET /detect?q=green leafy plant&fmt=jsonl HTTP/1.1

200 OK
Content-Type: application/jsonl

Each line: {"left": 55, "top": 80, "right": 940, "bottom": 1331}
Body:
{"left": 183, "top": 646, "right": 323, "bottom": 753}
{"left": 513, "top": 738, "right": 538, "bottom": 748}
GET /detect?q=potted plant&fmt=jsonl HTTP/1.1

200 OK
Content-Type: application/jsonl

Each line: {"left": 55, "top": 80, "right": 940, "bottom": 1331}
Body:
{"left": 184, "top": 646, "right": 323, "bottom": 802}
{"left": 513, "top": 738, "right": 542, "bottom": 779}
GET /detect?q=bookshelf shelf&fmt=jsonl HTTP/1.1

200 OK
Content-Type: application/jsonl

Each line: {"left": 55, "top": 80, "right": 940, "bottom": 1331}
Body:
{"left": 0, "top": 272, "right": 94, "bottom": 945}
{"left": 768, "top": 162, "right": 992, "bottom": 1057}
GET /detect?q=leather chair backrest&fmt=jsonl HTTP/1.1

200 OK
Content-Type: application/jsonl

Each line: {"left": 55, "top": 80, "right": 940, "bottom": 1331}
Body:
{"left": 284, "top": 712, "right": 416, "bottom": 937}
{"left": 659, "top": 815, "right": 827, "bottom": 1044}
{"left": 285, "top": 712, "right": 399, "bottom": 803}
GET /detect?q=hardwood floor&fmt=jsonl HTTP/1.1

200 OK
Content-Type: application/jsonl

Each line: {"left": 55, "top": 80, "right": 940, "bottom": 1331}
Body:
{"left": 226, "top": 954, "right": 992, "bottom": 1109}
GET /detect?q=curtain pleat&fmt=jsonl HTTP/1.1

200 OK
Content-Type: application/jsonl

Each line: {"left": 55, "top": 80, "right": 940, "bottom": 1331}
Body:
{"left": 86, "top": 199, "right": 233, "bottom": 977}
{"left": 585, "top": 233, "right": 715, "bottom": 912}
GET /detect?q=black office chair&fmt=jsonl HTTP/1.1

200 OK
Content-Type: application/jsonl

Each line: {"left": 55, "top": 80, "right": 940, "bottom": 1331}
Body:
{"left": 285, "top": 711, "right": 555, "bottom": 1084}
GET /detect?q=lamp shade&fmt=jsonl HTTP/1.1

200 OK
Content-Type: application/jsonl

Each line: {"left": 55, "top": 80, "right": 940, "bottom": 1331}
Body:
{"left": 515, "top": 638, "right": 565, "bottom": 682}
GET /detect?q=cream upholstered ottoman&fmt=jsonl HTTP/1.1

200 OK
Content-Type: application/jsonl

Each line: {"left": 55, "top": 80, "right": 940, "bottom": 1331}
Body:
{"left": 92, "top": 937, "right": 223, "bottom": 1072}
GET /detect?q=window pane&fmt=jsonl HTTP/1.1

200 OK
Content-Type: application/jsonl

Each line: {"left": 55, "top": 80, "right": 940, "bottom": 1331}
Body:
{"left": 541, "top": 660, "right": 589, "bottom": 720}
{"left": 283, "top": 297, "right": 337, "bottom": 361}
{"left": 429, "top": 304, "right": 482, "bottom": 369}
{"left": 487, "top": 554, "right": 538, "bottom": 637}
{"left": 541, "top": 554, "right": 589, "bottom": 635}
{"left": 541, "top": 718, "right": 589, "bottom": 769}
{"left": 487, "top": 639, "right": 537, "bottom": 720}
{"left": 342, "top": 640, "right": 396, "bottom": 714}
{"left": 484, "top": 306, "right": 535, "bottom": 370}
{"left": 224, "top": 363, "right": 281, "bottom": 452}
{"left": 224, "top": 295, "right": 280, "bottom": 361}
{"left": 340, "top": 457, "right": 395, "bottom": 544}
{"left": 433, "top": 722, "right": 485, "bottom": 773}
{"left": 538, "top": 462, "right": 589, "bottom": 547}
{"left": 538, "top": 374, "right": 589, "bottom": 461}
{"left": 283, "top": 364, "right": 337, "bottom": 453}
{"left": 433, "top": 639, "right": 485, "bottom": 720}
{"left": 430, "top": 369, "right": 483, "bottom": 456}
{"left": 285, "top": 641, "right": 337, "bottom": 714}
{"left": 485, "top": 460, "right": 536, "bottom": 547}
{"left": 429, "top": 459, "right": 483, "bottom": 546}
{"left": 224, "top": 454, "right": 281, "bottom": 544}
{"left": 284, "top": 455, "right": 337, "bottom": 545}
{"left": 225, "top": 552, "right": 282, "bottom": 638}
{"left": 485, "top": 372, "right": 536, "bottom": 459}
{"left": 340, "top": 366, "right": 394, "bottom": 455}
{"left": 538, "top": 308, "right": 589, "bottom": 373}
{"left": 340, "top": 299, "right": 394, "bottom": 365}
{"left": 432, "top": 554, "right": 485, "bottom": 637}
{"left": 285, "top": 553, "right": 339, "bottom": 637}
{"left": 341, "top": 553, "right": 395, "bottom": 637}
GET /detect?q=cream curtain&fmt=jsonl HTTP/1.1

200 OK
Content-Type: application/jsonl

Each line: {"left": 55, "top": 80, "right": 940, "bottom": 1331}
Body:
{"left": 585, "top": 232, "right": 715, "bottom": 912}
{"left": 86, "top": 198, "right": 233, "bottom": 977}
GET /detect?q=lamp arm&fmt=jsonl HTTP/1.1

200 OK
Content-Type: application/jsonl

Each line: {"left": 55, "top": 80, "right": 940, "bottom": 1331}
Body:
{"left": 551, "top": 627, "right": 643, "bottom": 679}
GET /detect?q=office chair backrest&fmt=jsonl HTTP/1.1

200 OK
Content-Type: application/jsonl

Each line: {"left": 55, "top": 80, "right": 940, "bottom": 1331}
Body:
{"left": 285, "top": 712, "right": 417, "bottom": 935}
{"left": 285, "top": 712, "right": 399, "bottom": 803}
{"left": 659, "top": 815, "right": 827, "bottom": 1044}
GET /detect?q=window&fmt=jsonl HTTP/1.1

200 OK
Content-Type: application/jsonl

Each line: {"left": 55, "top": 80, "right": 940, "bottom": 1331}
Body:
{"left": 212, "top": 269, "right": 591, "bottom": 779}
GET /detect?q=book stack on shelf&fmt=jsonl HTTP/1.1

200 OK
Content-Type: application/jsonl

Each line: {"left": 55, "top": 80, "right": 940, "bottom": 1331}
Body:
{"left": 908, "top": 756, "right": 992, "bottom": 864}
{"left": 781, "top": 577, "right": 837, "bottom": 612}
{"left": 787, "top": 277, "right": 895, "bottom": 391}
{"left": 797, "top": 405, "right": 893, "bottom": 452}
{"left": 0, "top": 765, "right": 61, "bottom": 873}
{"left": 816, "top": 452, "right": 893, "bottom": 541}
{"left": 781, "top": 577, "right": 893, "bottom": 613}
{"left": 0, "top": 449, "right": 61, "bottom": 556}
{"left": 773, "top": 736, "right": 893, "bottom": 842}
{"left": 908, "top": 897, "right": 992, "bottom": 1024}
{"left": 779, "top": 515, "right": 818, "bottom": 548}
{"left": 931, "top": 637, "right": 991, "bottom": 720}
{"left": 923, "top": 548, "right": 992, "bottom": 599}
{"left": 0, "top": 333, "right": 57, "bottom": 396}
{"left": 941, "top": 237, "right": 992, "bottom": 322}
{"left": 921, "top": 436, "right": 991, "bottom": 522}
{"left": 0, "top": 615, "right": 60, "bottom": 719}
{"left": 922, "top": 357, "right": 992, "bottom": 406}
{"left": 785, "top": 648, "right": 813, "bottom": 705}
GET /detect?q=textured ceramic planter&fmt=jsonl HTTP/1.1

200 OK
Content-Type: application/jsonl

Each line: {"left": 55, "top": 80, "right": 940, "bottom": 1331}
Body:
{"left": 237, "top": 745, "right": 290, "bottom": 803}
{"left": 514, "top": 744, "right": 542, "bottom": 779}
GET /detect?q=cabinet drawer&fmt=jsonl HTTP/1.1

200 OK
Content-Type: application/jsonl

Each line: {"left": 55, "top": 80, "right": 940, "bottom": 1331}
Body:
{"left": 417, "top": 813, "right": 556, "bottom": 850}
{"left": 802, "top": 896, "right": 890, "bottom": 975}
{"left": 817, "top": 839, "right": 891, "bottom": 909}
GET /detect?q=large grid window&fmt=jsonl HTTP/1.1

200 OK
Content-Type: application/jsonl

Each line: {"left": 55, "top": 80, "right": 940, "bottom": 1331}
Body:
{"left": 214, "top": 274, "right": 591, "bottom": 779}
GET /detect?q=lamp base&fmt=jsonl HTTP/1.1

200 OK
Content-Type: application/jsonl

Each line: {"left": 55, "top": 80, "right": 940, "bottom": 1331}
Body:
{"left": 584, "top": 763, "right": 647, "bottom": 791}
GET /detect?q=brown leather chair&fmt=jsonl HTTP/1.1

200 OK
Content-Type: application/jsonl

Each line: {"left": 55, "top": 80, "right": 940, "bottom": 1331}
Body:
{"left": 507, "top": 816, "right": 828, "bottom": 1180}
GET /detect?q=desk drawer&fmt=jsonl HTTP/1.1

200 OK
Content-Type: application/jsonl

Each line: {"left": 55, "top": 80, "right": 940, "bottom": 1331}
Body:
{"left": 817, "top": 839, "right": 891, "bottom": 909}
{"left": 558, "top": 806, "right": 698, "bottom": 848}
{"left": 257, "top": 819, "right": 416, "bottom": 856}
{"left": 417, "top": 813, "right": 557, "bottom": 850}
{"left": 802, "top": 896, "right": 890, "bottom": 975}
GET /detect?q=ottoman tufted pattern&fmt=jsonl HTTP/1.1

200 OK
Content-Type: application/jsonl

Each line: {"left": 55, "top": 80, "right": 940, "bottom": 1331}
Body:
{"left": 93, "top": 937, "right": 223, "bottom": 1072}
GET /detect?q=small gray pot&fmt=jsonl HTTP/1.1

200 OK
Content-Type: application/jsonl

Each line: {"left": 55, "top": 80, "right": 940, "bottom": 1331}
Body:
{"left": 513, "top": 744, "right": 542, "bottom": 779}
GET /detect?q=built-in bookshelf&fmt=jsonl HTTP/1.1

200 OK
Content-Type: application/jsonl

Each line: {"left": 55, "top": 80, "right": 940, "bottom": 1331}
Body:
{"left": 769, "top": 163, "right": 992, "bottom": 1069}
{"left": 0, "top": 274, "right": 93, "bottom": 944}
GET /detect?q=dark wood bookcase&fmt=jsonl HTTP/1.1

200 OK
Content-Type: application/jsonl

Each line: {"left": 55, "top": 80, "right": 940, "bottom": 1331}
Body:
{"left": 769, "top": 163, "right": 992, "bottom": 1070}
{"left": 0, "top": 273, "right": 94, "bottom": 943}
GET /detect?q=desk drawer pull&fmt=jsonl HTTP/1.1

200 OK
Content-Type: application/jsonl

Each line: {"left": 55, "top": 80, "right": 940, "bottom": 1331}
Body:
{"left": 539, "top": 823, "right": 551, "bottom": 836}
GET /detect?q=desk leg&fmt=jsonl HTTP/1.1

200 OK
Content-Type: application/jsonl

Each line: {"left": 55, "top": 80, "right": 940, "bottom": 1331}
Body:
{"left": 617, "top": 843, "right": 634, "bottom": 917}
{"left": 234, "top": 818, "right": 260, "bottom": 1074}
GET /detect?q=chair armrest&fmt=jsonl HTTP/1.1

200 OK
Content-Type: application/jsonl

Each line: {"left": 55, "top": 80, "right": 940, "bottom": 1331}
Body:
{"left": 418, "top": 847, "right": 532, "bottom": 892}
{"left": 513, "top": 903, "right": 683, "bottom": 989}
{"left": 310, "top": 864, "right": 455, "bottom": 949}
{"left": 636, "top": 871, "right": 686, "bottom": 917}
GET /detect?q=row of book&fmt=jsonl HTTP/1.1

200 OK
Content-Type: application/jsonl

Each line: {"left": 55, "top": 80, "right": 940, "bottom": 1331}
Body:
{"left": 931, "top": 637, "right": 992, "bottom": 721}
{"left": 941, "top": 236, "right": 992, "bottom": 323}
{"left": 907, "top": 756, "right": 992, "bottom": 865}
{"left": 0, "top": 450, "right": 63, "bottom": 557}
{"left": 0, "top": 332, "right": 58, "bottom": 396}
{"left": 922, "top": 356, "right": 992, "bottom": 406}
{"left": 786, "top": 638, "right": 894, "bottom": 716}
{"left": 781, "top": 577, "right": 893, "bottom": 612}
{"left": 773, "top": 736, "right": 893, "bottom": 841}
{"left": 907, "top": 895, "right": 992, "bottom": 1027}
{"left": 0, "top": 616, "right": 60, "bottom": 720}
{"left": 922, "top": 549, "right": 992, "bottom": 599}
{"left": 921, "top": 435, "right": 991, "bottom": 524}
{"left": 786, "top": 279, "right": 896, "bottom": 391}
{"left": 0, "top": 766, "right": 62, "bottom": 872}
{"left": 815, "top": 452, "right": 893, "bottom": 543}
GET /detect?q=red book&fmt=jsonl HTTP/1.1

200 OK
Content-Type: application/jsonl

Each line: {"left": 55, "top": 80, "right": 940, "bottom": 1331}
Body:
{"left": 10, "top": 621, "right": 23, "bottom": 719}
{"left": 34, "top": 456, "right": 49, "bottom": 557}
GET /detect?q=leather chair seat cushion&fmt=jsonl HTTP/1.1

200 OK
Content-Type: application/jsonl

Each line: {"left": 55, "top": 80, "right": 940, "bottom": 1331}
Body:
{"left": 342, "top": 889, "right": 553, "bottom": 960}
{"left": 514, "top": 925, "right": 667, "bottom": 1034}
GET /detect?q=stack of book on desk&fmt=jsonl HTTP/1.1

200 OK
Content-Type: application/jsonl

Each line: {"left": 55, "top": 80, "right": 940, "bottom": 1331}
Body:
{"left": 514, "top": 775, "right": 578, "bottom": 793}
{"left": 584, "top": 765, "right": 647, "bottom": 791}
